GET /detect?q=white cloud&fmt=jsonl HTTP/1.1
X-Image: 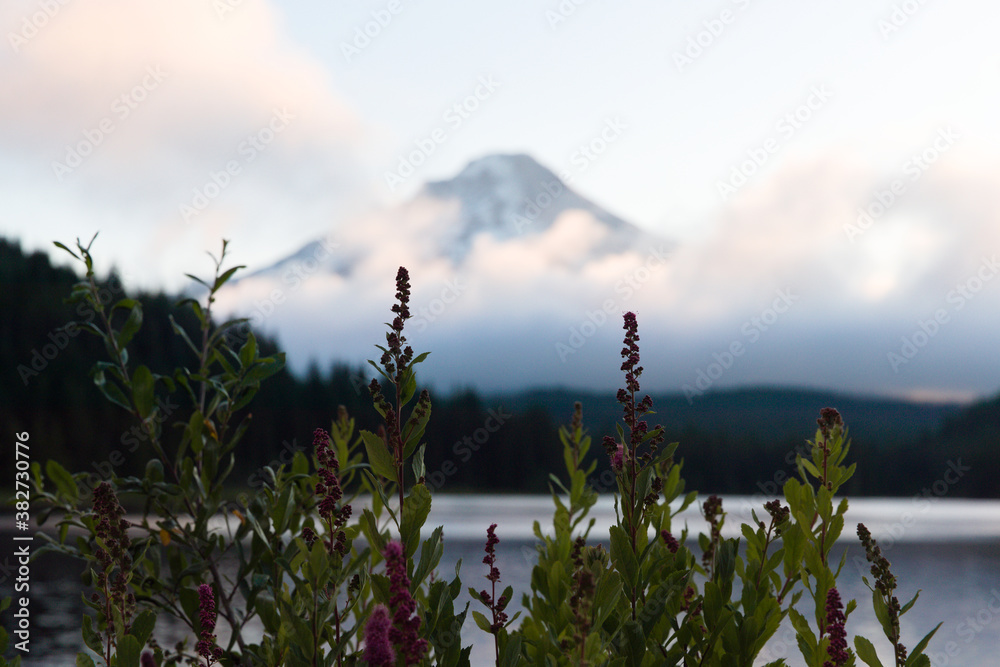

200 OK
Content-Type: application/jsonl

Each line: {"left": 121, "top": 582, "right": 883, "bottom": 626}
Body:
{"left": 1, "top": 0, "right": 368, "bottom": 289}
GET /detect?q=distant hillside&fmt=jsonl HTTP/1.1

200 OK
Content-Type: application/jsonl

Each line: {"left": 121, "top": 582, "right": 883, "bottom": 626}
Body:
{"left": 490, "top": 386, "right": 975, "bottom": 497}
{"left": 494, "top": 386, "right": 962, "bottom": 450}
{"left": 3, "top": 236, "right": 996, "bottom": 498}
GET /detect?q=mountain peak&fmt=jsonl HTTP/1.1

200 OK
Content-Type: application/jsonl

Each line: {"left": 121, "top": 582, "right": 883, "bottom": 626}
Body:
{"left": 423, "top": 153, "right": 635, "bottom": 260}
{"left": 429, "top": 153, "right": 561, "bottom": 199}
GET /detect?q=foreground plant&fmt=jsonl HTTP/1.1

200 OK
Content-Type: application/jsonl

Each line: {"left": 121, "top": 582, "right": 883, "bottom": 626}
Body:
{"left": 35, "top": 236, "right": 285, "bottom": 664}
{"left": 27, "top": 240, "right": 943, "bottom": 666}
{"left": 853, "top": 524, "right": 940, "bottom": 667}
{"left": 471, "top": 524, "right": 520, "bottom": 665}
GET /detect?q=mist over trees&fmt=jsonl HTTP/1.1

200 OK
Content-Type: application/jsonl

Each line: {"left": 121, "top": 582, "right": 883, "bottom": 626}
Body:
{"left": 4, "top": 237, "right": 997, "bottom": 498}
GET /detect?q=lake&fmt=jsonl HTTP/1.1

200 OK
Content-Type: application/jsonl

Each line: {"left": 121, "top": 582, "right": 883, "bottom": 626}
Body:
{"left": 3, "top": 494, "right": 998, "bottom": 665}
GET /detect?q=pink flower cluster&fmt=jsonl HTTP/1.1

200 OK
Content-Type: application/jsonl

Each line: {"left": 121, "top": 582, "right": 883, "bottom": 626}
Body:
{"left": 383, "top": 540, "right": 428, "bottom": 665}
{"left": 823, "top": 587, "right": 848, "bottom": 666}
{"left": 195, "top": 584, "right": 223, "bottom": 665}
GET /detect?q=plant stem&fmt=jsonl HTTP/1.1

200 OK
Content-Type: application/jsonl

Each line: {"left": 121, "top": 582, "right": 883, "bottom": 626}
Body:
{"left": 754, "top": 520, "right": 776, "bottom": 590}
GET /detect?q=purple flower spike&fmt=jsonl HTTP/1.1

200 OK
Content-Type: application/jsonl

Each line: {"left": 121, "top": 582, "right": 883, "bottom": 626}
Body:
{"left": 383, "top": 540, "right": 428, "bottom": 665}
{"left": 823, "top": 587, "right": 848, "bottom": 667}
{"left": 612, "top": 444, "right": 625, "bottom": 472}
{"left": 195, "top": 584, "right": 223, "bottom": 665}
{"left": 364, "top": 604, "right": 396, "bottom": 667}
{"left": 661, "top": 530, "right": 679, "bottom": 554}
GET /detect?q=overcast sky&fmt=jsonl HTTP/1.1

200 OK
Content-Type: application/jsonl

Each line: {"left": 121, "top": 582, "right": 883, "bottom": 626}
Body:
{"left": 3, "top": 0, "right": 999, "bottom": 401}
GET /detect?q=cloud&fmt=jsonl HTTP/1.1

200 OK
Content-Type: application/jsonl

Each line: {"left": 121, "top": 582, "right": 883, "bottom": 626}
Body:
{"left": 202, "top": 148, "right": 1000, "bottom": 397}
{"left": 1, "top": 0, "right": 368, "bottom": 288}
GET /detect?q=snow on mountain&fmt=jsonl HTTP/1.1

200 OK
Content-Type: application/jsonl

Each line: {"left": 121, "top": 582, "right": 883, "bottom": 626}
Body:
{"left": 210, "top": 152, "right": 1000, "bottom": 399}
{"left": 423, "top": 153, "right": 648, "bottom": 262}
{"left": 240, "top": 153, "right": 666, "bottom": 280}
{"left": 213, "top": 153, "right": 675, "bottom": 387}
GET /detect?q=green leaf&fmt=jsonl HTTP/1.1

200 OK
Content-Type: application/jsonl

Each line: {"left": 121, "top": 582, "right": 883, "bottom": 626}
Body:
{"left": 800, "top": 458, "right": 821, "bottom": 479}
{"left": 46, "top": 460, "right": 79, "bottom": 501}
{"left": 360, "top": 508, "right": 387, "bottom": 556}
{"left": 361, "top": 430, "right": 397, "bottom": 481}
{"left": 400, "top": 484, "right": 432, "bottom": 559}
{"left": 169, "top": 314, "right": 200, "bottom": 355}
{"left": 472, "top": 610, "right": 494, "bottom": 633}
{"left": 412, "top": 443, "right": 427, "bottom": 482}
{"left": 621, "top": 620, "right": 646, "bottom": 667}
{"left": 116, "top": 303, "right": 143, "bottom": 349}
{"left": 184, "top": 273, "right": 211, "bottom": 290}
{"left": 116, "top": 634, "right": 142, "bottom": 667}
{"left": 906, "top": 622, "right": 942, "bottom": 666}
{"left": 131, "top": 365, "right": 154, "bottom": 419}
{"left": 412, "top": 526, "right": 444, "bottom": 587}
{"left": 399, "top": 369, "right": 418, "bottom": 407}
{"left": 900, "top": 589, "right": 922, "bottom": 616}
{"left": 81, "top": 613, "right": 103, "bottom": 654}
{"left": 609, "top": 525, "right": 638, "bottom": 588}
{"left": 213, "top": 265, "right": 244, "bottom": 291}
{"left": 872, "top": 588, "right": 893, "bottom": 640}
{"left": 499, "top": 634, "right": 523, "bottom": 667}
{"left": 93, "top": 369, "right": 132, "bottom": 411}
{"left": 244, "top": 354, "right": 286, "bottom": 383}
{"left": 144, "top": 459, "right": 164, "bottom": 484}
{"left": 854, "top": 635, "right": 885, "bottom": 667}
{"left": 76, "top": 653, "right": 97, "bottom": 667}
{"left": 787, "top": 607, "right": 816, "bottom": 651}
{"left": 129, "top": 609, "right": 157, "bottom": 646}
{"left": 239, "top": 332, "right": 257, "bottom": 368}
{"left": 54, "top": 240, "right": 81, "bottom": 260}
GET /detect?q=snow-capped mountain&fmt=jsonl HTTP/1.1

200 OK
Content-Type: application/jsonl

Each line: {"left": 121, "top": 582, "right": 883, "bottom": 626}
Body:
{"left": 241, "top": 153, "right": 669, "bottom": 280}
{"left": 215, "top": 152, "right": 675, "bottom": 387}
{"left": 423, "top": 153, "right": 652, "bottom": 262}
{"left": 211, "top": 151, "right": 1000, "bottom": 401}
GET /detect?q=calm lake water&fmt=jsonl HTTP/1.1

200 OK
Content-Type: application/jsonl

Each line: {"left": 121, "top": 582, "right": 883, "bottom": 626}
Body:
{"left": 3, "top": 495, "right": 998, "bottom": 666}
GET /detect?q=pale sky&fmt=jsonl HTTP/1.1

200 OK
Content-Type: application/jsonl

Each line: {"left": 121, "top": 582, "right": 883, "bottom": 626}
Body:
{"left": 3, "top": 0, "right": 1000, "bottom": 400}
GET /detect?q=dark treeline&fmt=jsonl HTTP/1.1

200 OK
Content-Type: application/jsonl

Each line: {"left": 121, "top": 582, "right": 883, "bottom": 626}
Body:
{"left": 3, "top": 237, "right": 997, "bottom": 498}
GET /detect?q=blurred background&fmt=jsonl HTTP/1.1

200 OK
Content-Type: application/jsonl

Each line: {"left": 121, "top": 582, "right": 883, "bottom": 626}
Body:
{"left": 3, "top": 2, "right": 1000, "bottom": 664}
{"left": 2, "top": 0, "right": 998, "bottom": 494}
